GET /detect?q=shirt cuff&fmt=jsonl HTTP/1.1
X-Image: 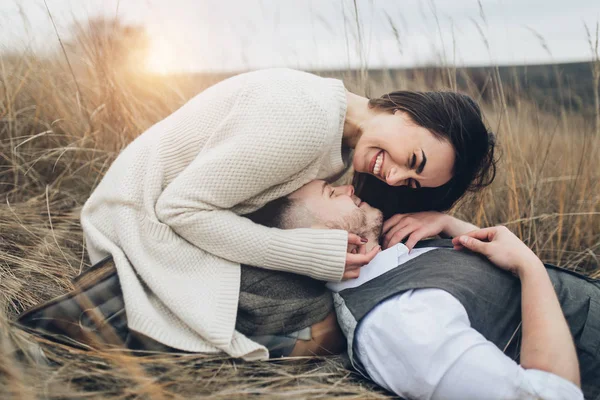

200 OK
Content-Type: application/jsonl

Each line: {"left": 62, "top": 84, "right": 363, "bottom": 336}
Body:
{"left": 520, "top": 369, "right": 583, "bottom": 400}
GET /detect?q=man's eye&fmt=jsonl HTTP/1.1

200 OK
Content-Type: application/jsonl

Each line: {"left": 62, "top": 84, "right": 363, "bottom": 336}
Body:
{"left": 329, "top": 189, "right": 334, "bottom": 198}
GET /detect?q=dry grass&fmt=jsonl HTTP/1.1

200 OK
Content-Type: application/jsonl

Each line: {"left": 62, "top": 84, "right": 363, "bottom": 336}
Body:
{"left": 1, "top": 12, "right": 599, "bottom": 400}
{"left": 0, "top": 28, "right": 390, "bottom": 399}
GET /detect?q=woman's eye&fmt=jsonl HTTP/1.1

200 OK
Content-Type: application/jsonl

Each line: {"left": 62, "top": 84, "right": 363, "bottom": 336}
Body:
{"left": 410, "top": 154, "right": 417, "bottom": 168}
{"left": 329, "top": 189, "right": 334, "bottom": 198}
{"left": 406, "top": 179, "right": 420, "bottom": 189}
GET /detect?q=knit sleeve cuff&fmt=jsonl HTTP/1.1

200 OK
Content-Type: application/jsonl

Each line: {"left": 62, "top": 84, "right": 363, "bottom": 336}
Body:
{"left": 264, "top": 228, "right": 348, "bottom": 282}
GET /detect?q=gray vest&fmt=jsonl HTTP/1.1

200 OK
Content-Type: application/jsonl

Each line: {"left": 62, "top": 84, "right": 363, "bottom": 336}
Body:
{"left": 334, "top": 239, "right": 600, "bottom": 400}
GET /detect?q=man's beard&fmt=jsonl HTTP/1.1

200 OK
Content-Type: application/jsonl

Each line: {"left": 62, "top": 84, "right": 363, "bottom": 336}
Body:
{"left": 360, "top": 209, "right": 384, "bottom": 241}
{"left": 326, "top": 207, "right": 384, "bottom": 242}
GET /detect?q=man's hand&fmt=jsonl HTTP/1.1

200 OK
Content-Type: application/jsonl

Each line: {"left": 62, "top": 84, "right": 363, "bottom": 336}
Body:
{"left": 454, "top": 225, "right": 582, "bottom": 387}
{"left": 289, "top": 312, "right": 346, "bottom": 357}
{"left": 452, "top": 226, "right": 540, "bottom": 275}
{"left": 345, "top": 233, "right": 380, "bottom": 280}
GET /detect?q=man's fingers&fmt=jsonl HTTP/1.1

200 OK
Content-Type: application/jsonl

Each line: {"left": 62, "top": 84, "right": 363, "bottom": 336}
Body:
{"left": 452, "top": 228, "right": 494, "bottom": 247}
{"left": 452, "top": 242, "right": 465, "bottom": 251}
{"left": 456, "top": 235, "right": 488, "bottom": 255}
{"left": 451, "top": 236, "right": 461, "bottom": 246}
{"left": 464, "top": 227, "right": 497, "bottom": 241}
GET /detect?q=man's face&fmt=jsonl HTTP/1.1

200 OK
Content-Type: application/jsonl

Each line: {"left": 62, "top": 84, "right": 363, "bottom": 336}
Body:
{"left": 289, "top": 180, "right": 384, "bottom": 239}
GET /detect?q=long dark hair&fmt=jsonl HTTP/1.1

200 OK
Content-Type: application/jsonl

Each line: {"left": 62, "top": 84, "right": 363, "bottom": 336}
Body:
{"left": 355, "top": 90, "right": 497, "bottom": 219}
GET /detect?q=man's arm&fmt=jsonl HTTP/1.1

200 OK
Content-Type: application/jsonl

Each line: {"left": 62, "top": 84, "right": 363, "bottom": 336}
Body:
{"left": 518, "top": 258, "right": 581, "bottom": 384}
{"left": 455, "top": 226, "right": 581, "bottom": 386}
{"left": 355, "top": 289, "right": 583, "bottom": 400}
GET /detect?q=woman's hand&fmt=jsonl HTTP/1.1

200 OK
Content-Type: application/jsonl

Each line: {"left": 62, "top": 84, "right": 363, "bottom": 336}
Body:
{"left": 344, "top": 233, "right": 381, "bottom": 280}
{"left": 452, "top": 226, "right": 541, "bottom": 275}
{"left": 383, "top": 212, "right": 449, "bottom": 250}
{"left": 383, "top": 212, "right": 478, "bottom": 251}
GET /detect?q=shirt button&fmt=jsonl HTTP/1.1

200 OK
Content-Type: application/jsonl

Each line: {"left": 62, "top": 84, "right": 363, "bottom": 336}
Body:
{"left": 396, "top": 243, "right": 409, "bottom": 254}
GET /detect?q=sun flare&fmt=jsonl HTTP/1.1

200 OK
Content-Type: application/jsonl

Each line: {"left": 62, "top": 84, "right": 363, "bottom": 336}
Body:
{"left": 145, "top": 37, "right": 177, "bottom": 74}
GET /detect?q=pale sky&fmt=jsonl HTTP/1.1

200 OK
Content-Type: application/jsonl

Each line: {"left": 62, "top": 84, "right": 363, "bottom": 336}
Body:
{"left": 1, "top": 0, "right": 599, "bottom": 73}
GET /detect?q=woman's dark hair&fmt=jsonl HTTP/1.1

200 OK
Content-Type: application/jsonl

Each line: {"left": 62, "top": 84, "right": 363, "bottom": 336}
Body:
{"left": 355, "top": 90, "right": 497, "bottom": 219}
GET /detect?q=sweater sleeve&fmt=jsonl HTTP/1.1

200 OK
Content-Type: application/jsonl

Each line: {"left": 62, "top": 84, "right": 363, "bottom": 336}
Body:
{"left": 154, "top": 82, "right": 347, "bottom": 282}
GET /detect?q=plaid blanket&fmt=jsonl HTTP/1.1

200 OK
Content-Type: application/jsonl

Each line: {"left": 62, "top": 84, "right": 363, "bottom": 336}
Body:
{"left": 16, "top": 257, "right": 173, "bottom": 352}
{"left": 16, "top": 257, "right": 302, "bottom": 357}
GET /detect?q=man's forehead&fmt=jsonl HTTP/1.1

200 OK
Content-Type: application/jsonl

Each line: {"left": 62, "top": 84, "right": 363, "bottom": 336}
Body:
{"left": 291, "top": 180, "right": 327, "bottom": 198}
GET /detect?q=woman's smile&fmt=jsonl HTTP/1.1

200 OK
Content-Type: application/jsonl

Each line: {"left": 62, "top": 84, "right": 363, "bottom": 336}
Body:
{"left": 370, "top": 150, "right": 385, "bottom": 178}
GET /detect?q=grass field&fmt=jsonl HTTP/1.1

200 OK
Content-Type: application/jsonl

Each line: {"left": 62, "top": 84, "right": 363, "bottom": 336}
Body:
{"left": 1, "top": 12, "right": 599, "bottom": 400}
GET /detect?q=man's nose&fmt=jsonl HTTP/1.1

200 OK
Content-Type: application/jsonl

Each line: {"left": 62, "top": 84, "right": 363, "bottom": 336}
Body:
{"left": 334, "top": 185, "right": 354, "bottom": 197}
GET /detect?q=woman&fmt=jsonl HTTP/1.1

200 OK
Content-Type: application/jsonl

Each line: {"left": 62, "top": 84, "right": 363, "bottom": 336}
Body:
{"left": 80, "top": 68, "right": 496, "bottom": 360}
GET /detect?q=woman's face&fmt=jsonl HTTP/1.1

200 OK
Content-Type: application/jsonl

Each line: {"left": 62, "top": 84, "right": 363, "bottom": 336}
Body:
{"left": 352, "top": 110, "right": 455, "bottom": 188}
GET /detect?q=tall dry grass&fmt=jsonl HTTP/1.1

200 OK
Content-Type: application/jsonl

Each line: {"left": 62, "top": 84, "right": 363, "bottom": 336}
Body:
{"left": 0, "top": 10, "right": 599, "bottom": 400}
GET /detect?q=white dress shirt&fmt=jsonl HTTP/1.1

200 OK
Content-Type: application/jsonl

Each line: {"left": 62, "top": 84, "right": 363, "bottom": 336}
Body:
{"left": 327, "top": 244, "right": 584, "bottom": 400}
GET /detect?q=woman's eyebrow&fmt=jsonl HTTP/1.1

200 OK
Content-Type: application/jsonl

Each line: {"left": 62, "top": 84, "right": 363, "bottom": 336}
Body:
{"left": 417, "top": 150, "right": 427, "bottom": 174}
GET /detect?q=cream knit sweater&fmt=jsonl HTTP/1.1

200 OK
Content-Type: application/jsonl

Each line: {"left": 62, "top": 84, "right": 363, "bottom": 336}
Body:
{"left": 80, "top": 68, "right": 350, "bottom": 360}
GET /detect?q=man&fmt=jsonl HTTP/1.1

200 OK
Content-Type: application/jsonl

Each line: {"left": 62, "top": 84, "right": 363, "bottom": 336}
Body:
{"left": 18, "top": 180, "right": 599, "bottom": 399}
{"left": 247, "top": 180, "right": 598, "bottom": 399}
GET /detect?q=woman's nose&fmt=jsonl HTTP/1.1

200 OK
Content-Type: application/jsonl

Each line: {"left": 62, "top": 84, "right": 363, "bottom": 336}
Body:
{"left": 334, "top": 185, "right": 354, "bottom": 197}
{"left": 386, "top": 167, "right": 409, "bottom": 187}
